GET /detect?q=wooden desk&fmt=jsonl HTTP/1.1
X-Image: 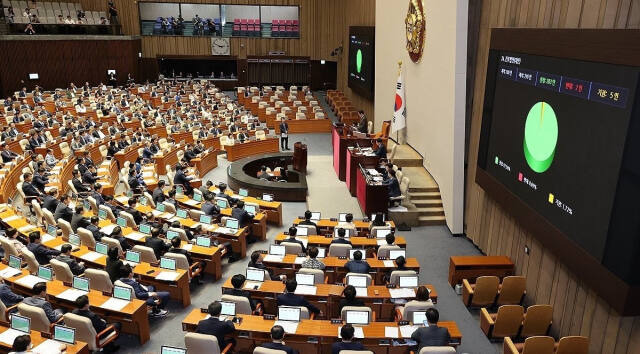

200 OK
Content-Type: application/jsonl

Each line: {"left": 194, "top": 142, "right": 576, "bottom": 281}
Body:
{"left": 181, "top": 313, "right": 461, "bottom": 352}
{"left": 191, "top": 149, "right": 219, "bottom": 177}
{"left": 273, "top": 234, "right": 407, "bottom": 248}
{"left": 0, "top": 156, "right": 30, "bottom": 203}
{"left": 448, "top": 256, "right": 514, "bottom": 287}
{"left": 0, "top": 324, "right": 89, "bottom": 353}
{"left": 225, "top": 138, "right": 280, "bottom": 162}
{"left": 346, "top": 148, "right": 380, "bottom": 197}
{"left": 274, "top": 119, "right": 332, "bottom": 134}
{"left": 34, "top": 136, "right": 71, "bottom": 160}
{"left": 114, "top": 143, "right": 143, "bottom": 168}
{"left": 291, "top": 219, "right": 396, "bottom": 236}
{"left": 154, "top": 145, "right": 180, "bottom": 175}
{"left": 357, "top": 166, "right": 389, "bottom": 216}
{"left": 332, "top": 125, "right": 374, "bottom": 181}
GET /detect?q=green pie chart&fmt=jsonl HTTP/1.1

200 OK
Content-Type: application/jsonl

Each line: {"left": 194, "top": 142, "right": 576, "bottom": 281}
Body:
{"left": 356, "top": 49, "right": 363, "bottom": 73}
{"left": 523, "top": 102, "right": 558, "bottom": 173}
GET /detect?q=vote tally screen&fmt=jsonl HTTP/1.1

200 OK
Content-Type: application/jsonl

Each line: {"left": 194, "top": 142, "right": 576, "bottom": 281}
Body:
{"left": 481, "top": 51, "right": 638, "bottom": 261}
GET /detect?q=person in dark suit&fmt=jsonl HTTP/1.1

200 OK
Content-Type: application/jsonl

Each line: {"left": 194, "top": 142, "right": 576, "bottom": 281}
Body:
{"left": 152, "top": 180, "right": 166, "bottom": 205}
{"left": 144, "top": 228, "right": 169, "bottom": 260}
{"left": 105, "top": 246, "right": 126, "bottom": 282}
{"left": 82, "top": 165, "right": 99, "bottom": 185}
{"left": 54, "top": 194, "right": 73, "bottom": 223}
{"left": 22, "top": 173, "right": 42, "bottom": 198}
{"left": 338, "top": 285, "right": 365, "bottom": 313}
{"left": 298, "top": 210, "right": 318, "bottom": 229}
{"left": 70, "top": 205, "right": 89, "bottom": 232}
{"left": 72, "top": 295, "right": 120, "bottom": 352}
{"left": 0, "top": 278, "right": 24, "bottom": 307}
{"left": 56, "top": 244, "right": 85, "bottom": 275}
{"left": 142, "top": 141, "right": 154, "bottom": 160}
{"left": 72, "top": 169, "right": 91, "bottom": 194}
{"left": 110, "top": 226, "right": 131, "bottom": 252}
{"left": 384, "top": 169, "right": 401, "bottom": 198}
{"left": 248, "top": 251, "right": 278, "bottom": 281}
{"left": 32, "top": 167, "right": 49, "bottom": 193}
{"left": 125, "top": 198, "right": 144, "bottom": 225}
{"left": 196, "top": 301, "right": 235, "bottom": 349}
{"left": 344, "top": 250, "right": 370, "bottom": 274}
{"left": 26, "top": 232, "right": 60, "bottom": 265}
{"left": 215, "top": 183, "right": 234, "bottom": 203}
{"left": 23, "top": 282, "right": 63, "bottom": 323}
{"left": 283, "top": 227, "right": 306, "bottom": 253}
{"left": 259, "top": 325, "right": 296, "bottom": 354}
{"left": 222, "top": 274, "right": 256, "bottom": 311}
{"left": 231, "top": 200, "right": 254, "bottom": 228}
{"left": 173, "top": 164, "right": 193, "bottom": 195}
{"left": 257, "top": 166, "right": 270, "bottom": 180}
{"left": 127, "top": 168, "right": 142, "bottom": 194}
{"left": 277, "top": 279, "right": 320, "bottom": 315}
{"left": 356, "top": 111, "right": 368, "bottom": 134}
{"left": 86, "top": 216, "right": 105, "bottom": 242}
{"left": 1, "top": 144, "right": 18, "bottom": 163}
{"left": 330, "top": 228, "right": 352, "bottom": 245}
{"left": 201, "top": 193, "right": 220, "bottom": 217}
{"left": 373, "top": 138, "right": 387, "bottom": 158}
{"left": 119, "top": 265, "right": 169, "bottom": 317}
{"left": 410, "top": 308, "right": 451, "bottom": 351}
{"left": 332, "top": 324, "right": 365, "bottom": 354}
{"left": 279, "top": 118, "right": 289, "bottom": 150}
{"left": 91, "top": 184, "right": 106, "bottom": 207}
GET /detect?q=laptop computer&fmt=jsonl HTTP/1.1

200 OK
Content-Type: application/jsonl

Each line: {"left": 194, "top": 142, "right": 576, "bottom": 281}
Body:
{"left": 215, "top": 199, "right": 228, "bottom": 208}
{"left": 53, "top": 325, "right": 76, "bottom": 344}
{"left": 220, "top": 301, "right": 236, "bottom": 317}
{"left": 375, "top": 228, "right": 392, "bottom": 238}
{"left": 278, "top": 306, "right": 301, "bottom": 322}
{"left": 72, "top": 276, "right": 90, "bottom": 292}
{"left": 295, "top": 226, "right": 309, "bottom": 236}
{"left": 238, "top": 188, "right": 248, "bottom": 197}
{"left": 156, "top": 203, "right": 166, "bottom": 212}
{"left": 8, "top": 255, "right": 21, "bottom": 269}
{"left": 95, "top": 242, "right": 108, "bottom": 255}
{"left": 345, "top": 310, "right": 370, "bottom": 325}
{"left": 37, "top": 266, "right": 53, "bottom": 281}
{"left": 262, "top": 193, "right": 274, "bottom": 202}
{"left": 47, "top": 224, "right": 57, "bottom": 236}
{"left": 349, "top": 249, "right": 366, "bottom": 260}
{"left": 389, "top": 249, "right": 406, "bottom": 260}
{"left": 310, "top": 212, "right": 321, "bottom": 221}
{"left": 125, "top": 250, "right": 141, "bottom": 264}
{"left": 139, "top": 224, "right": 151, "bottom": 235}
{"left": 160, "top": 346, "right": 187, "bottom": 354}
{"left": 69, "top": 234, "right": 81, "bottom": 247}
{"left": 334, "top": 228, "right": 353, "bottom": 237}
{"left": 176, "top": 209, "right": 188, "bottom": 219}
{"left": 246, "top": 267, "right": 265, "bottom": 282}
{"left": 399, "top": 275, "right": 419, "bottom": 288}
{"left": 113, "top": 285, "right": 132, "bottom": 301}
{"left": 10, "top": 314, "right": 30, "bottom": 333}
{"left": 269, "top": 244, "right": 286, "bottom": 256}
{"left": 316, "top": 248, "right": 326, "bottom": 258}
{"left": 225, "top": 218, "right": 239, "bottom": 230}
{"left": 139, "top": 196, "right": 147, "bottom": 206}
{"left": 166, "top": 230, "right": 180, "bottom": 240}
{"left": 116, "top": 216, "right": 127, "bottom": 227}
{"left": 98, "top": 209, "right": 108, "bottom": 220}
{"left": 193, "top": 193, "right": 202, "bottom": 202}
{"left": 295, "top": 273, "right": 315, "bottom": 286}
{"left": 199, "top": 215, "right": 212, "bottom": 224}
{"left": 338, "top": 213, "right": 348, "bottom": 222}
{"left": 244, "top": 204, "right": 256, "bottom": 214}
{"left": 371, "top": 213, "right": 385, "bottom": 222}
{"left": 160, "top": 257, "right": 176, "bottom": 271}
{"left": 196, "top": 236, "right": 211, "bottom": 247}
{"left": 412, "top": 311, "right": 428, "bottom": 326}
{"left": 346, "top": 274, "right": 368, "bottom": 288}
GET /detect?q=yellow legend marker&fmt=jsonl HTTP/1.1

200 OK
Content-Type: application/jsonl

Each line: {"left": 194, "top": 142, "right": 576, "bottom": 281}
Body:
{"left": 548, "top": 193, "right": 554, "bottom": 204}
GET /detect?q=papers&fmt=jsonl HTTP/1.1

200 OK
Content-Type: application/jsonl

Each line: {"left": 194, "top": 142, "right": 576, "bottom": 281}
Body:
{"left": 0, "top": 328, "right": 27, "bottom": 345}
{"left": 294, "top": 257, "right": 306, "bottom": 265}
{"left": 355, "top": 287, "right": 368, "bottom": 297}
{"left": 262, "top": 255, "right": 284, "bottom": 263}
{"left": 183, "top": 199, "right": 199, "bottom": 206}
{"left": 115, "top": 196, "right": 129, "bottom": 204}
{"left": 2, "top": 215, "right": 20, "bottom": 222}
{"left": 338, "top": 326, "right": 364, "bottom": 339}
{"left": 377, "top": 239, "right": 387, "bottom": 246}
{"left": 100, "top": 297, "right": 130, "bottom": 311}
{"left": 126, "top": 232, "right": 147, "bottom": 241}
{"left": 399, "top": 325, "right": 420, "bottom": 338}
{"left": 80, "top": 251, "right": 103, "bottom": 262}
{"left": 385, "top": 326, "right": 399, "bottom": 338}
{"left": 56, "top": 288, "right": 87, "bottom": 301}
{"left": 294, "top": 285, "right": 317, "bottom": 295}
{"left": 273, "top": 320, "right": 298, "bottom": 334}
{"left": 33, "top": 338, "right": 66, "bottom": 354}
{"left": 142, "top": 171, "right": 154, "bottom": 177}
{"left": 151, "top": 210, "right": 164, "bottom": 217}
{"left": 182, "top": 244, "right": 193, "bottom": 251}
{"left": 40, "top": 233, "right": 55, "bottom": 243}
{"left": 98, "top": 168, "right": 109, "bottom": 173}
{"left": 383, "top": 260, "right": 396, "bottom": 267}
{"left": 215, "top": 227, "right": 236, "bottom": 235}
{"left": 18, "top": 225, "right": 37, "bottom": 233}
{"left": 243, "top": 281, "right": 262, "bottom": 290}
{"left": 366, "top": 168, "right": 379, "bottom": 176}
{"left": 0, "top": 267, "right": 22, "bottom": 279}
{"left": 389, "top": 288, "right": 416, "bottom": 299}
{"left": 156, "top": 271, "right": 179, "bottom": 281}
{"left": 15, "top": 275, "right": 44, "bottom": 289}
{"left": 122, "top": 261, "right": 139, "bottom": 267}
{"left": 100, "top": 224, "right": 117, "bottom": 235}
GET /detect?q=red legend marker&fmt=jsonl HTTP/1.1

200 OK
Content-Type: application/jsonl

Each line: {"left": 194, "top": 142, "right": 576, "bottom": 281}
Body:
{"left": 518, "top": 172, "right": 523, "bottom": 181}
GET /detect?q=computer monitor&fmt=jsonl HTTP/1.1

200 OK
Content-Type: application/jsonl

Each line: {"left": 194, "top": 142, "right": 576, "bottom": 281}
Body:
{"left": 244, "top": 204, "right": 256, "bottom": 214}
{"left": 399, "top": 275, "right": 418, "bottom": 288}
{"left": 72, "top": 276, "right": 89, "bottom": 292}
{"left": 116, "top": 216, "right": 127, "bottom": 227}
{"left": 316, "top": 248, "right": 326, "bottom": 258}
{"left": 412, "top": 311, "right": 427, "bottom": 325}
{"left": 196, "top": 236, "right": 211, "bottom": 247}
{"left": 113, "top": 285, "right": 132, "bottom": 301}
{"left": 262, "top": 193, "right": 274, "bottom": 202}
{"left": 160, "top": 346, "right": 187, "bottom": 354}
{"left": 347, "top": 274, "right": 368, "bottom": 288}
{"left": 345, "top": 310, "right": 369, "bottom": 325}
{"left": 139, "top": 224, "right": 151, "bottom": 235}
{"left": 389, "top": 249, "right": 406, "bottom": 260}
{"left": 156, "top": 203, "right": 165, "bottom": 212}
{"left": 175, "top": 186, "right": 184, "bottom": 196}
{"left": 28, "top": 73, "right": 39, "bottom": 80}
{"left": 98, "top": 209, "right": 108, "bottom": 220}
{"left": 176, "top": 209, "right": 188, "bottom": 219}
{"left": 107, "top": 69, "right": 116, "bottom": 75}
{"left": 126, "top": 191, "right": 133, "bottom": 198}
{"left": 375, "top": 228, "right": 392, "bottom": 239}
{"left": 139, "top": 196, "right": 147, "bottom": 206}
{"left": 269, "top": 244, "right": 285, "bottom": 256}
{"left": 246, "top": 267, "right": 265, "bottom": 282}
{"left": 37, "top": 266, "right": 52, "bottom": 281}
{"left": 166, "top": 230, "right": 179, "bottom": 240}
{"left": 349, "top": 249, "right": 366, "bottom": 260}
{"left": 193, "top": 193, "right": 202, "bottom": 202}
{"left": 95, "top": 242, "right": 108, "bottom": 255}
{"left": 54, "top": 325, "right": 76, "bottom": 344}
{"left": 8, "top": 255, "right": 21, "bottom": 269}
{"left": 83, "top": 199, "right": 90, "bottom": 210}
{"left": 295, "top": 227, "right": 308, "bottom": 236}
{"left": 225, "top": 218, "right": 239, "bottom": 230}
{"left": 338, "top": 213, "right": 348, "bottom": 222}
{"left": 310, "top": 212, "right": 321, "bottom": 221}
{"left": 278, "top": 306, "right": 301, "bottom": 322}
{"left": 295, "top": 273, "right": 315, "bottom": 286}
{"left": 215, "top": 199, "right": 228, "bottom": 208}
{"left": 220, "top": 301, "right": 236, "bottom": 316}
{"left": 125, "top": 250, "right": 140, "bottom": 263}
{"left": 199, "top": 215, "right": 212, "bottom": 224}
{"left": 238, "top": 188, "right": 248, "bottom": 197}
{"left": 47, "top": 224, "right": 57, "bottom": 236}
{"left": 10, "top": 314, "right": 30, "bottom": 333}
{"left": 160, "top": 257, "right": 176, "bottom": 271}
{"left": 69, "top": 234, "right": 80, "bottom": 246}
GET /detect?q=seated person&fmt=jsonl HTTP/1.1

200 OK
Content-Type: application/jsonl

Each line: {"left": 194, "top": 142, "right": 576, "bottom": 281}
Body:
{"left": 196, "top": 301, "right": 235, "bottom": 349}
{"left": 373, "top": 138, "right": 387, "bottom": 158}
{"left": 332, "top": 324, "right": 365, "bottom": 354}
{"left": 21, "top": 173, "right": 42, "bottom": 199}
{"left": 125, "top": 198, "right": 144, "bottom": 225}
{"left": 0, "top": 277, "right": 24, "bottom": 307}
{"left": 345, "top": 250, "right": 370, "bottom": 274}
{"left": 222, "top": 274, "right": 256, "bottom": 311}
{"left": 215, "top": 183, "right": 234, "bottom": 203}
{"left": 259, "top": 325, "right": 296, "bottom": 354}
{"left": 401, "top": 286, "right": 434, "bottom": 315}
{"left": 54, "top": 194, "right": 73, "bottom": 223}
{"left": 119, "top": 265, "right": 169, "bottom": 318}
{"left": 276, "top": 279, "right": 320, "bottom": 316}
{"left": 384, "top": 255, "right": 408, "bottom": 283}
{"left": 144, "top": 228, "right": 169, "bottom": 260}
{"left": 86, "top": 216, "right": 106, "bottom": 242}
{"left": 330, "top": 228, "right": 352, "bottom": 245}
{"left": 201, "top": 193, "right": 220, "bottom": 217}
{"left": 247, "top": 251, "right": 278, "bottom": 280}
{"left": 110, "top": 226, "right": 131, "bottom": 252}
{"left": 105, "top": 246, "right": 126, "bottom": 283}
{"left": 300, "top": 247, "right": 325, "bottom": 270}
{"left": 70, "top": 204, "right": 89, "bottom": 232}
{"left": 337, "top": 213, "right": 356, "bottom": 230}
{"left": 370, "top": 212, "right": 386, "bottom": 228}
{"left": 5, "top": 228, "right": 26, "bottom": 255}
{"left": 257, "top": 166, "right": 270, "bottom": 180}
{"left": 283, "top": 227, "right": 306, "bottom": 253}
{"left": 91, "top": 183, "right": 106, "bottom": 207}
{"left": 410, "top": 308, "right": 450, "bottom": 350}
{"left": 71, "top": 169, "right": 91, "bottom": 194}
{"left": 231, "top": 200, "right": 254, "bottom": 228}
{"left": 23, "top": 282, "right": 63, "bottom": 323}
{"left": 26, "top": 231, "right": 60, "bottom": 265}
{"left": 152, "top": 180, "right": 166, "bottom": 205}
{"left": 43, "top": 189, "right": 60, "bottom": 213}
{"left": 56, "top": 244, "right": 85, "bottom": 275}
{"left": 72, "top": 295, "right": 121, "bottom": 352}
{"left": 298, "top": 210, "right": 317, "bottom": 229}
{"left": 338, "top": 285, "right": 365, "bottom": 313}
{"left": 168, "top": 236, "right": 204, "bottom": 283}
{"left": 384, "top": 169, "right": 401, "bottom": 199}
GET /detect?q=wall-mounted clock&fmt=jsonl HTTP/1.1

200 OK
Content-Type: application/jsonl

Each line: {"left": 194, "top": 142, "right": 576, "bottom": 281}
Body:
{"left": 405, "top": 0, "right": 426, "bottom": 63}
{"left": 211, "top": 37, "right": 231, "bottom": 56}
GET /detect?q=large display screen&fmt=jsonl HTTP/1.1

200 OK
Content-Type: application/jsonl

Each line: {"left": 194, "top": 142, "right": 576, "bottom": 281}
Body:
{"left": 479, "top": 50, "right": 639, "bottom": 261}
{"left": 348, "top": 26, "right": 375, "bottom": 100}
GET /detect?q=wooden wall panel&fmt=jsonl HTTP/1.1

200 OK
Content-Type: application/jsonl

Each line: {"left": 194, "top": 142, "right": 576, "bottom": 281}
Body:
{"left": 465, "top": 1, "right": 640, "bottom": 353}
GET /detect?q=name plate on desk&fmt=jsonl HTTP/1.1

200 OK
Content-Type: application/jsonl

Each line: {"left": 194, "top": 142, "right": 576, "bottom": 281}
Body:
{"left": 263, "top": 314, "right": 276, "bottom": 320}
{"left": 330, "top": 319, "right": 343, "bottom": 324}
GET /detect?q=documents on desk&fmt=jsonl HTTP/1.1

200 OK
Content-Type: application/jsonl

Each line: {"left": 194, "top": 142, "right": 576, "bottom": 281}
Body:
{"left": 126, "top": 232, "right": 146, "bottom": 241}
{"left": 0, "top": 267, "right": 22, "bottom": 278}
{"left": 399, "top": 325, "right": 421, "bottom": 338}
{"left": 100, "top": 297, "right": 130, "bottom": 311}
{"left": 354, "top": 287, "right": 368, "bottom": 297}
{"left": 0, "top": 328, "right": 27, "bottom": 345}
{"left": 366, "top": 168, "right": 379, "bottom": 176}
{"left": 80, "top": 251, "right": 102, "bottom": 262}
{"left": 18, "top": 225, "right": 37, "bottom": 234}
{"left": 156, "top": 271, "right": 179, "bottom": 281}
{"left": 33, "top": 339, "right": 66, "bottom": 354}
{"left": 56, "top": 288, "right": 88, "bottom": 302}
{"left": 100, "top": 224, "right": 117, "bottom": 235}
{"left": 263, "top": 255, "right": 284, "bottom": 263}
{"left": 338, "top": 326, "right": 364, "bottom": 338}
{"left": 294, "top": 285, "right": 317, "bottom": 295}
{"left": 182, "top": 244, "right": 193, "bottom": 251}
{"left": 214, "top": 227, "right": 236, "bottom": 235}
{"left": 385, "top": 326, "right": 399, "bottom": 338}
{"left": 2, "top": 215, "right": 20, "bottom": 222}
{"left": 273, "top": 320, "right": 298, "bottom": 334}
{"left": 294, "top": 257, "right": 306, "bottom": 264}
{"left": 383, "top": 260, "right": 395, "bottom": 267}
{"left": 389, "top": 288, "right": 416, "bottom": 299}
{"left": 15, "top": 275, "right": 45, "bottom": 289}
{"left": 183, "top": 199, "right": 199, "bottom": 207}
{"left": 243, "top": 281, "right": 262, "bottom": 290}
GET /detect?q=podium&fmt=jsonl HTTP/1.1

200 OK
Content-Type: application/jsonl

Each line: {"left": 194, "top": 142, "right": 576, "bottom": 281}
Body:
{"left": 293, "top": 142, "right": 307, "bottom": 173}
{"left": 346, "top": 147, "right": 380, "bottom": 196}
{"left": 332, "top": 125, "right": 374, "bottom": 181}
{"left": 356, "top": 165, "right": 389, "bottom": 216}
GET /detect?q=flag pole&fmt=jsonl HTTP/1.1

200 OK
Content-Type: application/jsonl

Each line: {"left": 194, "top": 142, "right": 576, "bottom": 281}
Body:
{"left": 397, "top": 60, "right": 402, "bottom": 144}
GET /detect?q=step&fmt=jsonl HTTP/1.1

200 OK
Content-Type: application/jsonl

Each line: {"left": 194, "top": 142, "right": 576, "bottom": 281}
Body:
{"left": 417, "top": 215, "right": 447, "bottom": 226}
{"left": 416, "top": 207, "right": 445, "bottom": 216}
{"left": 409, "top": 186, "right": 439, "bottom": 193}
{"left": 409, "top": 191, "right": 441, "bottom": 199}
{"left": 413, "top": 200, "right": 443, "bottom": 208}
{"left": 392, "top": 158, "right": 424, "bottom": 168}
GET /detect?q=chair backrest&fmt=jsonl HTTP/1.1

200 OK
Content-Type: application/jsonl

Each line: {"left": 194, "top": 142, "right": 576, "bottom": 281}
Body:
{"left": 221, "top": 294, "right": 252, "bottom": 314}
{"left": 254, "top": 348, "right": 287, "bottom": 354}
{"left": 162, "top": 201, "right": 177, "bottom": 214}
{"left": 471, "top": 276, "right": 500, "bottom": 306}
{"left": 521, "top": 305, "right": 553, "bottom": 337}
{"left": 101, "top": 236, "right": 123, "bottom": 257}
{"left": 340, "top": 306, "right": 372, "bottom": 322}
{"left": 418, "top": 348, "right": 456, "bottom": 354}
{"left": 298, "top": 268, "right": 325, "bottom": 284}
{"left": 497, "top": 276, "right": 526, "bottom": 305}
{"left": 57, "top": 218, "right": 72, "bottom": 240}
{"left": 87, "top": 196, "right": 98, "bottom": 213}
{"left": 520, "top": 336, "right": 555, "bottom": 354}
{"left": 84, "top": 268, "right": 113, "bottom": 293}
{"left": 345, "top": 272, "right": 372, "bottom": 286}
{"left": 402, "top": 300, "right": 434, "bottom": 323}
{"left": 63, "top": 313, "right": 98, "bottom": 350}
{"left": 376, "top": 244, "right": 400, "bottom": 259}
{"left": 99, "top": 205, "right": 116, "bottom": 222}
{"left": 143, "top": 191, "right": 156, "bottom": 208}
{"left": 555, "top": 336, "right": 589, "bottom": 354}
{"left": 185, "top": 332, "right": 222, "bottom": 354}
{"left": 493, "top": 305, "right": 524, "bottom": 338}
{"left": 389, "top": 270, "right": 417, "bottom": 286}
{"left": 164, "top": 252, "right": 189, "bottom": 271}
{"left": 132, "top": 245, "right": 157, "bottom": 263}
{"left": 43, "top": 209, "right": 57, "bottom": 226}
{"left": 388, "top": 144, "right": 397, "bottom": 161}
{"left": 50, "top": 258, "right": 74, "bottom": 283}
{"left": 0, "top": 237, "right": 20, "bottom": 262}
{"left": 21, "top": 249, "right": 39, "bottom": 274}
{"left": 328, "top": 244, "right": 352, "bottom": 257}
{"left": 0, "top": 299, "right": 9, "bottom": 324}
{"left": 281, "top": 241, "right": 303, "bottom": 255}
{"left": 168, "top": 227, "right": 189, "bottom": 242}
{"left": 31, "top": 200, "right": 44, "bottom": 226}
{"left": 67, "top": 179, "right": 78, "bottom": 194}
{"left": 18, "top": 303, "right": 51, "bottom": 333}
{"left": 77, "top": 227, "right": 96, "bottom": 249}
{"left": 119, "top": 211, "right": 137, "bottom": 229}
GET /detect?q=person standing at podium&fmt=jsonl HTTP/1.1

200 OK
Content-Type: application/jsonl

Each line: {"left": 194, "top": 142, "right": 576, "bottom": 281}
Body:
{"left": 280, "top": 118, "right": 289, "bottom": 150}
